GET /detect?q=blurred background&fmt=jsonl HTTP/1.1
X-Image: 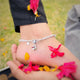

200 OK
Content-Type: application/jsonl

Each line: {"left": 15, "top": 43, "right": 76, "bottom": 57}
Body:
{"left": 0, "top": 0, "right": 80, "bottom": 69}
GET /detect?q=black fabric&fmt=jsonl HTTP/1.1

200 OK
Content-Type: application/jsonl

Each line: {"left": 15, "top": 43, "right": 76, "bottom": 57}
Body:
{"left": 9, "top": 0, "right": 48, "bottom": 33}
{"left": 0, "top": 68, "right": 17, "bottom": 80}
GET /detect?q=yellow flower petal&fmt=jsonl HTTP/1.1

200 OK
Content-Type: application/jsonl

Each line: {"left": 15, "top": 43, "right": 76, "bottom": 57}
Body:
{"left": 43, "top": 66, "right": 50, "bottom": 72}
{"left": 35, "top": 14, "right": 40, "bottom": 17}
{"left": 5, "top": 51, "right": 8, "bottom": 53}
{"left": 27, "top": 71, "right": 30, "bottom": 74}
{"left": 51, "top": 65, "right": 58, "bottom": 72}
{"left": 27, "top": 5, "right": 31, "bottom": 11}
{"left": 39, "top": 67, "right": 44, "bottom": 71}
{"left": 0, "top": 38, "right": 4, "bottom": 42}
{"left": 62, "top": 28, "right": 65, "bottom": 31}
{"left": 3, "top": 53, "right": 6, "bottom": 56}
{"left": 24, "top": 52, "right": 30, "bottom": 61}
{"left": 35, "top": 11, "right": 40, "bottom": 17}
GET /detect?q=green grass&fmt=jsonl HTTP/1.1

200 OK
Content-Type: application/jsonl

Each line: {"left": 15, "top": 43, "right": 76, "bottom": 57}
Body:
{"left": 0, "top": 0, "right": 80, "bottom": 69}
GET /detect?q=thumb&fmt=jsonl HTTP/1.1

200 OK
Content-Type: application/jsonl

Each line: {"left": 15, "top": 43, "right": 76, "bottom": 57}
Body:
{"left": 11, "top": 44, "right": 21, "bottom": 66}
{"left": 7, "top": 61, "right": 29, "bottom": 80}
{"left": 11, "top": 44, "right": 17, "bottom": 61}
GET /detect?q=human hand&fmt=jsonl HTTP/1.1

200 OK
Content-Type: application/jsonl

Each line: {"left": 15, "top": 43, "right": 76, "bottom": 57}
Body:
{"left": 17, "top": 23, "right": 79, "bottom": 67}
{"left": 7, "top": 44, "right": 70, "bottom": 80}
{"left": 16, "top": 37, "right": 58, "bottom": 66}
{"left": 16, "top": 37, "right": 80, "bottom": 80}
{"left": 16, "top": 37, "right": 72, "bottom": 66}
{"left": 16, "top": 23, "right": 80, "bottom": 79}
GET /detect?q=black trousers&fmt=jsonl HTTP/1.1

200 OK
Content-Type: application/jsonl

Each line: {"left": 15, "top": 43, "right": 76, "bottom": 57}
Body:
{"left": 9, "top": 0, "right": 48, "bottom": 32}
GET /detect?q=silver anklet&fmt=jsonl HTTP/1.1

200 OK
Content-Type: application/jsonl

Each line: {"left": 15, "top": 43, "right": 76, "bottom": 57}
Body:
{"left": 19, "top": 34, "right": 56, "bottom": 50}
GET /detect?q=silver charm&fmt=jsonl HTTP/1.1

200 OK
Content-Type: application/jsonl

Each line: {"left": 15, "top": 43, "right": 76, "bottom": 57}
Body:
{"left": 32, "top": 45, "right": 37, "bottom": 50}
{"left": 27, "top": 42, "right": 30, "bottom": 45}
{"left": 33, "top": 40, "right": 37, "bottom": 44}
{"left": 32, "top": 40, "right": 37, "bottom": 50}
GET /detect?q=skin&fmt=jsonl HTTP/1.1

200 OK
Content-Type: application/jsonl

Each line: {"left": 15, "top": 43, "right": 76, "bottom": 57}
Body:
{"left": 7, "top": 44, "right": 70, "bottom": 80}
{"left": 7, "top": 23, "right": 80, "bottom": 80}
{"left": 16, "top": 23, "right": 80, "bottom": 79}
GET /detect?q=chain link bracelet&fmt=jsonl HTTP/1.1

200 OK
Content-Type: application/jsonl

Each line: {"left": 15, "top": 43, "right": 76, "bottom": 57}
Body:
{"left": 19, "top": 34, "right": 56, "bottom": 50}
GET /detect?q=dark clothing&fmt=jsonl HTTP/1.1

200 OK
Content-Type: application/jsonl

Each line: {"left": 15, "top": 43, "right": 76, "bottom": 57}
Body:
{"left": 9, "top": 0, "right": 48, "bottom": 32}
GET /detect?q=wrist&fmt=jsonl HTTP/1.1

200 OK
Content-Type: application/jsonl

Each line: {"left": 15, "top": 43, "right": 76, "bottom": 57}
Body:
{"left": 20, "top": 23, "right": 52, "bottom": 40}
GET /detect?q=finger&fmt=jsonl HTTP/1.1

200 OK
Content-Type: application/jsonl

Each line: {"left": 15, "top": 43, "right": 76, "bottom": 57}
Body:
{"left": 15, "top": 59, "right": 22, "bottom": 66}
{"left": 28, "top": 71, "right": 58, "bottom": 80}
{"left": 30, "top": 71, "right": 70, "bottom": 80}
{"left": 11, "top": 44, "right": 21, "bottom": 66}
{"left": 11, "top": 44, "right": 17, "bottom": 61}
{"left": 7, "top": 61, "right": 30, "bottom": 80}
